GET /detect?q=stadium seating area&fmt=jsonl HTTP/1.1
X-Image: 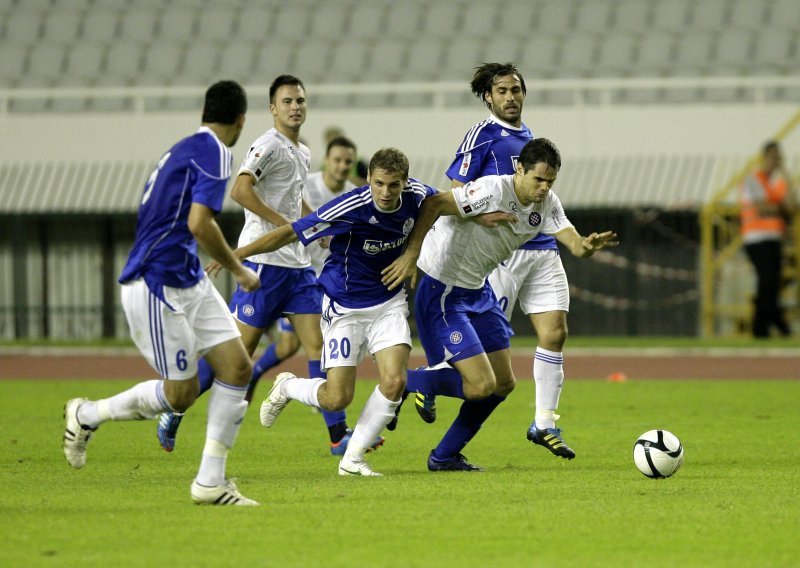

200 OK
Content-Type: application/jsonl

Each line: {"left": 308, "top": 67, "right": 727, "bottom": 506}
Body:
{"left": 1, "top": 0, "right": 799, "bottom": 111}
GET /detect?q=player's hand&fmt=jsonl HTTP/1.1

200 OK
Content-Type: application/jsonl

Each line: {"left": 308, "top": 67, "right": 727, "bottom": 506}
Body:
{"left": 381, "top": 252, "right": 419, "bottom": 290}
{"left": 474, "top": 211, "right": 516, "bottom": 228}
{"left": 319, "top": 236, "right": 331, "bottom": 249}
{"left": 234, "top": 265, "right": 260, "bottom": 292}
{"left": 205, "top": 259, "right": 224, "bottom": 277}
{"left": 582, "top": 231, "right": 619, "bottom": 254}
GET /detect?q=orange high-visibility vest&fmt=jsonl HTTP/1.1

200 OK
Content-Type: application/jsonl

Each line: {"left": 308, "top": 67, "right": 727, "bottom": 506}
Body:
{"left": 740, "top": 170, "right": 788, "bottom": 236}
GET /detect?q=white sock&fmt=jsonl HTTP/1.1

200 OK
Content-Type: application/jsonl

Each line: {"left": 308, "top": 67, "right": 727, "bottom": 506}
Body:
{"left": 77, "top": 380, "right": 172, "bottom": 429}
{"left": 196, "top": 380, "right": 248, "bottom": 487}
{"left": 533, "top": 347, "right": 564, "bottom": 430}
{"left": 282, "top": 377, "right": 324, "bottom": 408}
{"left": 343, "top": 385, "right": 399, "bottom": 462}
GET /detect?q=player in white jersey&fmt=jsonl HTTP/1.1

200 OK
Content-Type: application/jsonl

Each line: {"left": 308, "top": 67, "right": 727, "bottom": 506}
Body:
{"left": 414, "top": 62, "right": 583, "bottom": 460}
{"left": 157, "top": 76, "right": 357, "bottom": 455}
{"left": 62, "top": 81, "right": 262, "bottom": 505}
{"left": 304, "top": 137, "right": 359, "bottom": 274}
{"left": 208, "top": 148, "right": 437, "bottom": 476}
{"left": 382, "top": 138, "right": 618, "bottom": 471}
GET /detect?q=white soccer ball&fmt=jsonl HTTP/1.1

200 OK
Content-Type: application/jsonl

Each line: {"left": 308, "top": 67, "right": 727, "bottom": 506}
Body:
{"left": 633, "top": 429, "right": 684, "bottom": 478}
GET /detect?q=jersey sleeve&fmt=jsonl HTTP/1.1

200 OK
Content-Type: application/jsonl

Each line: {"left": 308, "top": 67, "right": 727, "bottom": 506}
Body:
{"left": 445, "top": 127, "right": 494, "bottom": 183}
{"left": 292, "top": 193, "right": 357, "bottom": 245}
{"left": 238, "top": 135, "right": 281, "bottom": 184}
{"left": 542, "top": 192, "right": 574, "bottom": 234}
{"left": 408, "top": 179, "right": 439, "bottom": 206}
{"left": 451, "top": 178, "right": 499, "bottom": 218}
{"left": 190, "top": 138, "right": 233, "bottom": 212}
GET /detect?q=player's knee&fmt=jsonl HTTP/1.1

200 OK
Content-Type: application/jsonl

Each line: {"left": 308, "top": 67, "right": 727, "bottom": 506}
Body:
{"left": 495, "top": 375, "right": 516, "bottom": 397}
{"left": 277, "top": 335, "right": 301, "bottom": 359}
{"left": 168, "top": 381, "right": 200, "bottom": 412}
{"left": 227, "top": 356, "right": 253, "bottom": 386}
{"left": 539, "top": 325, "right": 568, "bottom": 350}
{"left": 379, "top": 374, "right": 406, "bottom": 401}
{"left": 463, "top": 377, "right": 496, "bottom": 399}
{"left": 321, "top": 388, "right": 353, "bottom": 411}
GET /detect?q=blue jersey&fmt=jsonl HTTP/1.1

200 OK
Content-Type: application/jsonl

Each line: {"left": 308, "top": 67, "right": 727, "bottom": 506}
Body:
{"left": 293, "top": 179, "right": 437, "bottom": 309}
{"left": 119, "top": 127, "right": 232, "bottom": 291}
{"left": 446, "top": 115, "right": 557, "bottom": 251}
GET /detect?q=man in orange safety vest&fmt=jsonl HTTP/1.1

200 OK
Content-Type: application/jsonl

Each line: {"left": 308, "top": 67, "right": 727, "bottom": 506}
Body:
{"left": 740, "top": 140, "right": 797, "bottom": 338}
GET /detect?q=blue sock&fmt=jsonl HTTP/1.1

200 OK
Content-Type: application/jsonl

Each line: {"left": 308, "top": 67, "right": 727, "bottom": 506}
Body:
{"left": 197, "top": 358, "right": 215, "bottom": 396}
{"left": 309, "top": 360, "right": 347, "bottom": 432}
{"left": 407, "top": 366, "right": 465, "bottom": 399}
{"left": 252, "top": 343, "right": 281, "bottom": 381}
{"left": 432, "top": 394, "right": 506, "bottom": 461}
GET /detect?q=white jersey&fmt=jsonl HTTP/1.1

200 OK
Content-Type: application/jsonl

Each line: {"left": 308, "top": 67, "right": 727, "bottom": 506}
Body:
{"left": 237, "top": 128, "right": 311, "bottom": 267}
{"left": 304, "top": 171, "right": 356, "bottom": 275}
{"left": 418, "top": 174, "right": 572, "bottom": 289}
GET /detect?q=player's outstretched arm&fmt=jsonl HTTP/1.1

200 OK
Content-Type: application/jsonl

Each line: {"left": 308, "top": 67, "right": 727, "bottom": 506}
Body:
{"left": 205, "top": 224, "right": 297, "bottom": 277}
{"left": 188, "top": 203, "right": 259, "bottom": 291}
{"left": 381, "top": 191, "right": 455, "bottom": 290}
{"left": 554, "top": 227, "right": 619, "bottom": 258}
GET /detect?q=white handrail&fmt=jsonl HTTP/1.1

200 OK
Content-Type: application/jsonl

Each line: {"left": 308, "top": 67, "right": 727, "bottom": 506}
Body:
{"left": 3, "top": 76, "right": 800, "bottom": 115}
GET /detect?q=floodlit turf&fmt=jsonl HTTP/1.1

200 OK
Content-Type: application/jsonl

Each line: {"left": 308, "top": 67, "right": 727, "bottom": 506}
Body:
{"left": 1, "top": 378, "right": 798, "bottom": 567}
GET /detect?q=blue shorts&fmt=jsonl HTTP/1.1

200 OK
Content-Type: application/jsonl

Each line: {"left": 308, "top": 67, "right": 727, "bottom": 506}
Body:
{"left": 414, "top": 275, "right": 513, "bottom": 366}
{"left": 229, "top": 261, "right": 321, "bottom": 329}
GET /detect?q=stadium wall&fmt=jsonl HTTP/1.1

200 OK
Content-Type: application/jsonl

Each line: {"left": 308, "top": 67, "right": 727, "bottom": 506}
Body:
{"left": 2, "top": 103, "right": 797, "bottom": 179}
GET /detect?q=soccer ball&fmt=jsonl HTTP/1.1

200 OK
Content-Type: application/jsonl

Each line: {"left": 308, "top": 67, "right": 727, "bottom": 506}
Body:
{"left": 633, "top": 429, "right": 684, "bottom": 478}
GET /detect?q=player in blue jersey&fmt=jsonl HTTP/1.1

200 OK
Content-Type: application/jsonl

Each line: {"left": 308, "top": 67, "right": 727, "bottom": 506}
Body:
{"left": 156, "top": 76, "right": 365, "bottom": 456}
{"left": 62, "top": 81, "right": 262, "bottom": 505}
{"left": 383, "top": 138, "right": 618, "bottom": 471}
{"left": 211, "top": 148, "right": 438, "bottom": 476}
{"left": 410, "top": 62, "right": 580, "bottom": 459}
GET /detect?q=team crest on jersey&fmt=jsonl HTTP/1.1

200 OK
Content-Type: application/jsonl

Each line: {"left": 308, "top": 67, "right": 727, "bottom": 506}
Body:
{"left": 528, "top": 212, "right": 542, "bottom": 226}
{"left": 449, "top": 331, "right": 463, "bottom": 344}
{"left": 302, "top": 222, "right": 331, "bottom": 239}
{"left": 458, "top": 152, "right": 472, "bottom": 176}
{"left": 243, "top": 305, "right": 255, "bottom": 317}
{"left": 402, "top": 218, "right": 414, "bottom": 235}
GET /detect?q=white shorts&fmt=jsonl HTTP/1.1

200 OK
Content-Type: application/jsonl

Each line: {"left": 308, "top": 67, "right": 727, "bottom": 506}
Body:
{"left": 487, "top": 249, "right": 570, "bottom": 319}
{"left": 320, "top": 292, "right": 411, "bottom": 370}
{"left": 121, "top": 276, "right": 241, "bottom": 380}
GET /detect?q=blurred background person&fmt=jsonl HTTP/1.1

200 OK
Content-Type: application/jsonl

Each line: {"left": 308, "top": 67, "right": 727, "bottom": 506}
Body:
{"left": 740, "top": 140, "right": 797, "bottom": 338}
{"left": 323, "top": 125, "right": 369, "bottom": 186}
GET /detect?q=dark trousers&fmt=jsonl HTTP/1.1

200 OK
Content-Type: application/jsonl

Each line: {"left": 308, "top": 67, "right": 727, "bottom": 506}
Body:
{"left": 744, "top": 240, "right": 790, "bottom": 337}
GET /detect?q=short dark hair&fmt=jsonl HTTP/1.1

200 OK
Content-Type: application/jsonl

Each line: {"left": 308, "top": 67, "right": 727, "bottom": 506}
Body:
{"left": 269, "top": 74, "right": 306, "bottom": 103}
{"left": 763, "top": 140, "right": 779, "bottom": 154}
{"left": 202, "top": 80, "right": 247, "bottom": 124}
{"left": 326, "top": 135, "right": 357, "bottom": 156}
{"left": 519, "top": 138, "right": 561, "bottom": 172}
{"left": 470, "top": 62, "right": 527, "bottom": 110}
{"left": 368, "top": 148, "right": 409, "bottom": 179}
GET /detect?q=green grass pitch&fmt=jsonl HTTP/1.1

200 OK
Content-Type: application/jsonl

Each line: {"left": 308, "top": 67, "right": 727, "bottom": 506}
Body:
{"left": 1, "top": 377, "right": 798, "bottom": 567}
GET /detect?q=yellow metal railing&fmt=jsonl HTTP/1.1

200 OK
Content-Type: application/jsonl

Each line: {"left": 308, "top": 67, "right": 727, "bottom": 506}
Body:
{"left": 700, "top": 108, "right": 800, "bottom": 337}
